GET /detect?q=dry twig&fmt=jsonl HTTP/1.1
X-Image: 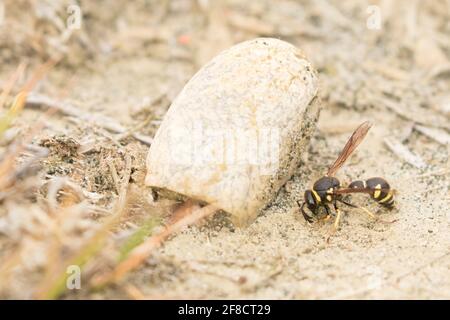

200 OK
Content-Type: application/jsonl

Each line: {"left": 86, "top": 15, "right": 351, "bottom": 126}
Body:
{"left": 384, "top": 137, "right": 427, "bottom": 169}
{"left": 36, "top": 154, "right": 133, "bottom": 299}
{"left": 414, "top": 125, "right": 450, "bottom": 146}
{"left": 91, "top": 204, "right": 218, "bottom": 287}
{"left": 25, "top": 93, "right": 153, "bottom": 145}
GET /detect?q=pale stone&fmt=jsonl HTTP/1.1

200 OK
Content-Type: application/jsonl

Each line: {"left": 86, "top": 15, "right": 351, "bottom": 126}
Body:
{"left": 145, "top": 38, "right": 320, "bottom": 226}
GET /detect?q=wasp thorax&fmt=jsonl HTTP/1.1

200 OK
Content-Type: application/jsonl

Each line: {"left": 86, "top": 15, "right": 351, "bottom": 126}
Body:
{"left": 313, "top": 176, "right": 340, "bottom": 203}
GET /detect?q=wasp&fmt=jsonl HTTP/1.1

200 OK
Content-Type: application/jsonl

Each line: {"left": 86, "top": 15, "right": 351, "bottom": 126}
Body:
{"left": 298, "top": 121, "right": 395, "bottom": 234}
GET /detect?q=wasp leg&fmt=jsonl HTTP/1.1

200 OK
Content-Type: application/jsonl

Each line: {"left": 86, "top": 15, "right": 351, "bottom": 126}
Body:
{"left": 298, "top": 201, "right": 314, "bottom": 224}
{"left": 337, "top": 199, "right": 397, "bottom": 224}
{"left": 326, "top": 204, "right": 341, "bottom": 243}
{"left": 334, "top": 208, "right": 342, "bottom": 230}
{"left": 318, "top": 205, "right": 332, "bottom": 223}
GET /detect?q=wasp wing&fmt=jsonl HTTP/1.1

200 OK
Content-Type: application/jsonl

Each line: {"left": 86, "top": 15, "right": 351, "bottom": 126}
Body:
{"left": 334, "top": 187, "right": 373, "bottom": 195}
{"left": 327, "top": 121, "right": 372, "bottom": 177}
{"left": 334, "top": 187, "right": 396, "bottom": 195}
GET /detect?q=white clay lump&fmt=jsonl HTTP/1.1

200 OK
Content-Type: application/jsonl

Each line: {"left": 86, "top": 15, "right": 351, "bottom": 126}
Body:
{"left": 145, "top": 38, "right": 320, "bottom": 226}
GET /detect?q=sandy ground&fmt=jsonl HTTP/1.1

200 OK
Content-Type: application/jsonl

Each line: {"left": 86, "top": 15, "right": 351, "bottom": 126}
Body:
{"left": 0, "top": 0, "right": 449, "bottom": 299}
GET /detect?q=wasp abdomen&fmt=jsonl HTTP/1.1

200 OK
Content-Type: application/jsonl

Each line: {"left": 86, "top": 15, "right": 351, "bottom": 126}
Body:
{"left": 348, "top": 178, "right": 395, "bottom": 208}
{"left": 366, "top": 177, "right": 394, "bottom": 208}
{"left": 349, "top": 180, "right": 365, "bottom": 189}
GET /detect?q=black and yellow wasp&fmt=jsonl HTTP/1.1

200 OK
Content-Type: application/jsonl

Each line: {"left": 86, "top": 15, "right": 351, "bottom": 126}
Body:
{"left": 298, "top": 121, "right": 396, "bottom": 232}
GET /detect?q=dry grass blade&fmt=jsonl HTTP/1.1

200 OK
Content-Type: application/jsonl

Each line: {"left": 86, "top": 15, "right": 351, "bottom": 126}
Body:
{"left": 0, "top": 62, "right": 27, "bottom": 110}
{"left": 376, "top": 97, "right": 450, "bottom": 130}
{"left": 414, "top": 125, "right": 450, "bottom": 145}
{"left": 0, "top": 249, "right": 23, "bottom": 286}
{"left": 36, "top": 154, "right": 132, "bottom": 299}
{"left": 124, "top": 284, "right": 146, "bottom": 300}
{"left": 25, "top": 93, "right": 153, "bottom": 145}
{"left": 118, "top": 215, "right": 162, "bottom": 262}
{"left": 91, "top": 204, "right": 218, "bottom": 287}
{"left": 168, "top": 199, "right": 201, "bottom": 224}
{"left": 0, "top": 109, "right": 54, "bottom": 191}
{"left": 0, "top": 58, "right": 58, "bottom": 136}
{"left": 384, "top": 137, "right": 427, "bottom": 169}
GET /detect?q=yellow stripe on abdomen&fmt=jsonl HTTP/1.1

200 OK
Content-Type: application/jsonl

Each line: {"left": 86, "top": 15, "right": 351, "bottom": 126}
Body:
{"left": 373, "top": 184, "right": 382, "bottom": 199}
{"left": 378, "top": 191, "right": 393, "bottom": 203}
